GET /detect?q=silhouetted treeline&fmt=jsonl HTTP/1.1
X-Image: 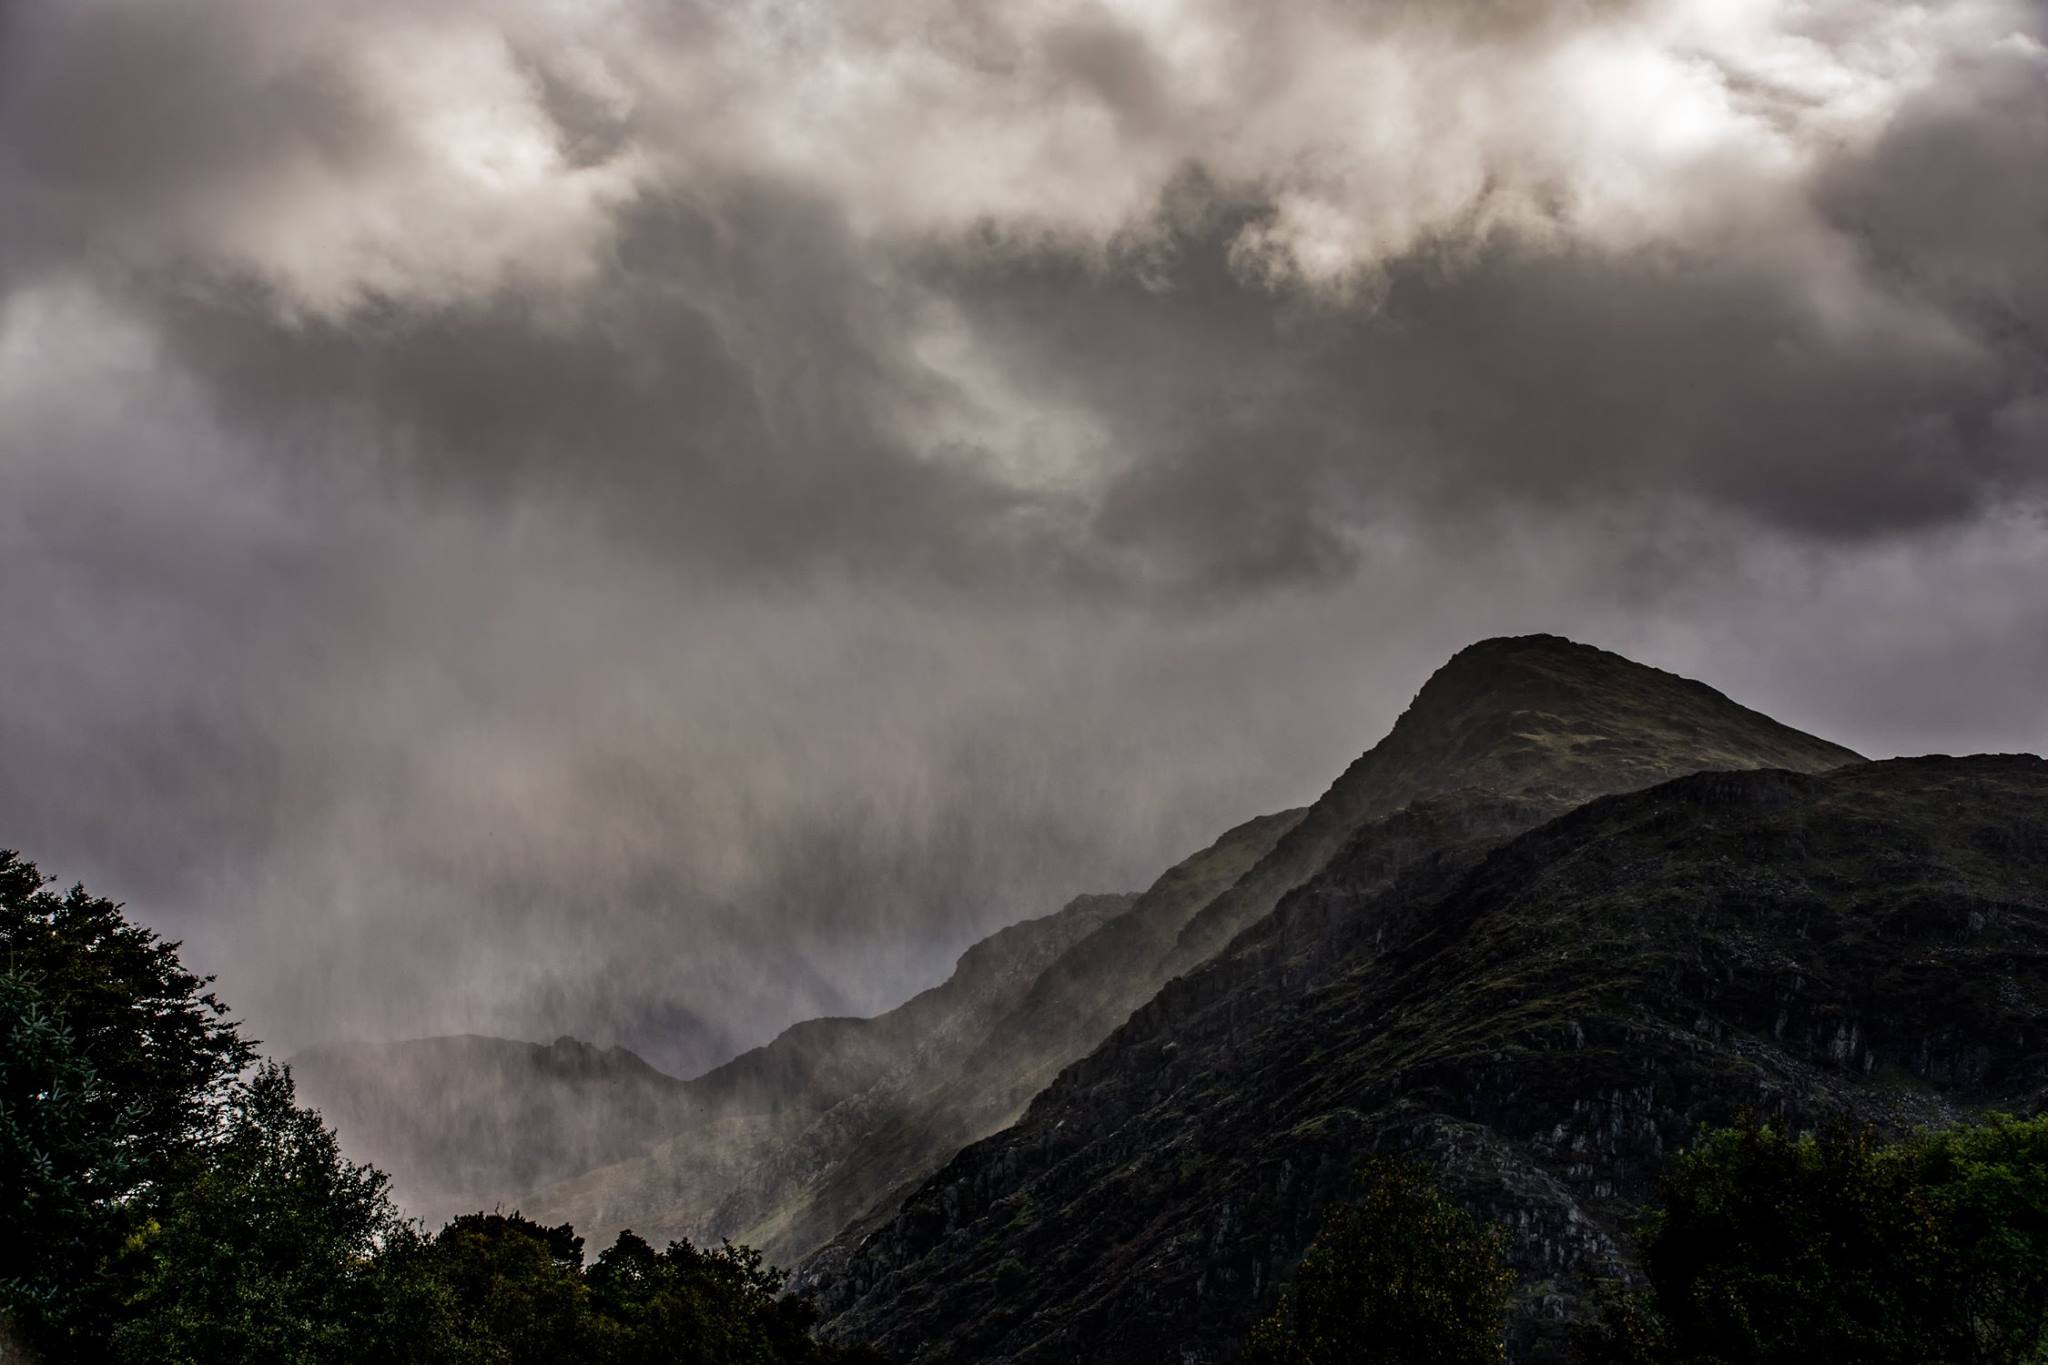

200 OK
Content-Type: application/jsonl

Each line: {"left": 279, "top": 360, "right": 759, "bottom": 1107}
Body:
{"left": 0, "top": 851, "right": 884, "bottom": 1365}
{"left": 1236, "top": 1160, "right": 1514, "bottom": 1364}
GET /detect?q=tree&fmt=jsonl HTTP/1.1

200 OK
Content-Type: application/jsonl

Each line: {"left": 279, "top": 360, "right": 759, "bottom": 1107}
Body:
{"left": 1238, "top": 1160, "right": 1515, "bottom": 1365}
{"left": 0, "top": 852, "right": 253, "bottom": 1170}
{"left": 0, "top": 969, "right": 137, "bottom": 1348}
{"left": 581, "top": 1230, "right": 887, "bottom": 1365}
{"left": 392, "top": 1212, "right": 594, "bottom": 1364}
{"left": 0, "top": 850, "right": 253, "bottom": 1358}
{"left": 376, "top": 1217, "right": 890, "bottom": 1365}
{"left": 1576, "top": 1115, "right": 2048, "bottom": 1365}
{"left": 108, "top": 1063, "right": 406, "bottom": 1365}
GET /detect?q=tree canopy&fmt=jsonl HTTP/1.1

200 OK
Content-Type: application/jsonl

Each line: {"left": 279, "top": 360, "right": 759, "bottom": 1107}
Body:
{"left": 1236, "top": 1160, "right": 1515, "bottom": 1365}
{"left": 1578, "top": 1115, "right": 2048, "bottom": 1365}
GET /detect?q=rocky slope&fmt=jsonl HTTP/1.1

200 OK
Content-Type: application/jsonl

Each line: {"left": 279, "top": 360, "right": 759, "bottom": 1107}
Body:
{"left": 807, "top": 636, "right": 1936, "bottom": 1361}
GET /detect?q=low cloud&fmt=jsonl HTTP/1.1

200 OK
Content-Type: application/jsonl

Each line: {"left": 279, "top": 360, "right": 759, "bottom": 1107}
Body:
{"left": 0, "top": 0, "right": 2042, "bottom": 1068}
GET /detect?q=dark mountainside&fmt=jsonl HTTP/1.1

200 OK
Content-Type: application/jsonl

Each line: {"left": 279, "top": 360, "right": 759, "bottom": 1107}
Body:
{"left": 296, "top": 635, "right": 1864, "bottom": 1268}
{"left": 806, "top": 635, "right": 1943, "bottom": 1360}
{"left": 554, "top": 637, "right": 1859, "bottom": 1268}
{"left": 1166, "top": 634, "right": 1866, "bottom": 971}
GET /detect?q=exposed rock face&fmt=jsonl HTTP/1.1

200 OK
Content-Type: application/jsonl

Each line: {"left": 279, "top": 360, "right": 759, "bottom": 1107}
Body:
{"left": 289, "top": 1033, "right": 695, "bottom": 1228}
{"left": 805, "top": 636, "right": 1941, "bottom": 1362}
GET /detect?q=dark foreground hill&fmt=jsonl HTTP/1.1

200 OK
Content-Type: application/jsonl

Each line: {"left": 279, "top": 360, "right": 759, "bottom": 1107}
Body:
{"left": 810, "top": 753, "right": 2048, "bottom": 1363}
{"left": 795, "top": 635, "right": 1890, "bottom": 1357}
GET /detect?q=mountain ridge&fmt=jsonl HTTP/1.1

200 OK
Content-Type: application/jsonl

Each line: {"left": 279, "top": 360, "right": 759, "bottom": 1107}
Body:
{"left": 522, "top": 811, "right": 1303, "bottom": 1260}
{"left": 1168, "top": 634, "right": 1862, "bottom": 968}
{"left": 301, "top": 632, "right": 2023, "bottom": 1365}
{"left": 812, "top": 754, "right": 2048, "bottom": 1362}
{"left": 296, "top": 887, "right": 1143, "bottom": 1238}
{"left": 802, "top": 636, "right": 1905, "bottom": 1360}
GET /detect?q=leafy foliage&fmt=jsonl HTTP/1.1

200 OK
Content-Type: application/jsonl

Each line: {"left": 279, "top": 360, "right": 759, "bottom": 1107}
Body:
{"left": 1, "top": 849, "right": 253, "bottom": 1355}
{"left": 0, "top": 851, "right": 254, "bottom": 1168}
{"left": 1237, "top": 1160, "right": 1514, "bottom": 1365}
{"left": 1577, "top": 1116, "right": 2048, "bottom": 1365}
{"left": 0, "top": 851, "right": 886, "bottom": 1364}
{"left": 357, "top": 1215, "right": 892, "bottom": 1365}
{"left": 109, "top": 1063, "right": 404, "bottom": 1365}
{"left": 0, "top": 968, "right": 137, "bottom": 1344}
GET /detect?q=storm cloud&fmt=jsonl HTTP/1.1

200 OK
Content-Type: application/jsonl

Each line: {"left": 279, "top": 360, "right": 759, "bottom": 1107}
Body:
{"left": 1, "top": 0, "right": 2042, "bottom": 1071}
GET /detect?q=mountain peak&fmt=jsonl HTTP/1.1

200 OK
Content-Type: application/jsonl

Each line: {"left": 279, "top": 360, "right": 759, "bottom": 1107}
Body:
{"left": 818, "top": 752, "right": 2048, "bottom": 1365}
{"left": 1381, "top": 634, "right": 1863, "bottom": 801}
{"left": 1166, "top": 635, "right": 1861, "bottom": 966}
{"left": 1415, "top": 633, "right": 1728, "bottom": 712}
{"left": 1441, "top": 630, "right": 1586, "bottom": 659}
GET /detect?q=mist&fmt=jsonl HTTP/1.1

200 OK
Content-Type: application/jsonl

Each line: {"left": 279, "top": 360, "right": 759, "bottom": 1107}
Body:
{"left": 1, "top": 0, "right": 2042, "bottom": 1075}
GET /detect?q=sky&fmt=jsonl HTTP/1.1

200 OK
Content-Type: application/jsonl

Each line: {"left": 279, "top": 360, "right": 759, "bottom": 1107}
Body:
{"left": 1, "top": 0, "right": 2043, "bottom": 1075}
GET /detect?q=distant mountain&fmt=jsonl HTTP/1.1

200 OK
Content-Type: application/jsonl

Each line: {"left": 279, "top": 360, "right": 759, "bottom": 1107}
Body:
{"left": 805, "top": 635, "right": 1931, "bottom": 1361}
{"left": 298, "top": 886, "right": 1145, "bottom": 1239}
{"left": 524, "top": 813, "right": 1299, "bottom": 1261}
{"left": 289, "top": 1033, "right": 694, "bottom": 1227}
{"left": 678, "top": 890, "right": 1142, "bottom": 1126}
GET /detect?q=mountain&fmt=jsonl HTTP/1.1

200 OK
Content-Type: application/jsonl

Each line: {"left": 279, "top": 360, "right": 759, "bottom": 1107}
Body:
{"left": 295, "top": 632, "right": 2035, "bottom": 1365}
{"left": 297, "top": 886, "right": 1146, "bottom": 1238}
{"left": 804, "top": 635, "right": 1934, "bottom": 1361}
{"left": 299, "top": 634, "right": 1868, "bottom": 1273}
{"left": 545, "top": 636, "right": 1861, "bottom": 1268}
{"left": 1164, "top": 633, "right": 1865, "bottom": 971}
{"left": 676, "top": 890, "right": 1141, "bottom": 1126}
{"left": 521, "top": 814, "right": 1301, "bottom": 1261}
{"left": 289, "top": 1033, "right": 694, "bottom": 1227}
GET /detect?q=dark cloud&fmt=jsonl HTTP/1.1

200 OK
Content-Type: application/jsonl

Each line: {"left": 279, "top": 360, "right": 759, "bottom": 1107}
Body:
{"left": 1812, "top": 32, "right": 2048, "bottom": 413}
{"left": 1, "top": 0, "right": 2043, "bottom": 1071}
